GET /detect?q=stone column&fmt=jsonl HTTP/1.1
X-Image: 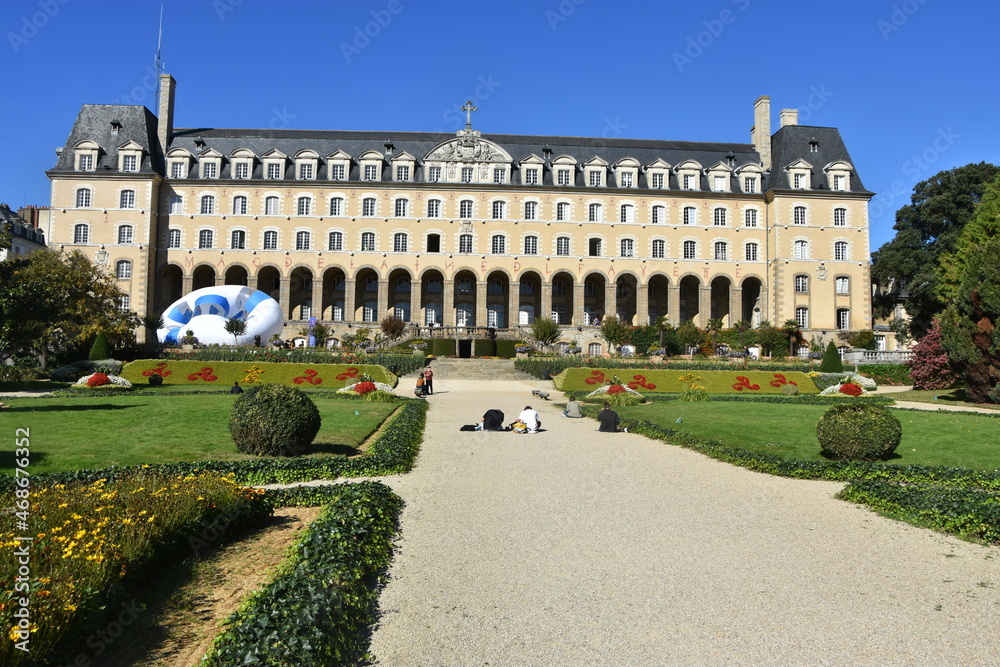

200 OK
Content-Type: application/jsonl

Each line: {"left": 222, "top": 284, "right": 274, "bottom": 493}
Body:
{"left": 475, "top": 280, "right": 488, "bottom": 327}
{"left": 343, "top": 279, "right": 356, "bottom": 323}
{"left": 409, "top": 284, "right": 421, "bottom": 324}
{"left": 668, "top": 285, "right": 681, "bottom": 326}
{"left": 730, "top": 287, "right": 743, "bottom": 325}
{"left": 699, "top": 286, "right": 712, "bottom": 328}
{"left": 507, "top": 285, "right": 518, "bottom": 330}
{"left": 443, "top": 280, "right": 455, "bottom": 326}
{"left": 636, "top": 282, "right": 649, "bottom": 326}
{"left": 605, "top": 282, "right": 617, "bottom": 320}
{"left": 572, "top": 282, "right": 584, "bottom": 325}
{"left": 279, "top": 278, "right": 291, "bottom": 321}
{"left": 311, "top": 279, "right": 322, "bottom": 323}
{"left": 182, "top": 272, "right": 194, "bottom": 296}
{"left": 541, "top": 282, "right": 553, "bottom": 324}
{"left": 377, "top": 280, "right": 389, "bottom": 320}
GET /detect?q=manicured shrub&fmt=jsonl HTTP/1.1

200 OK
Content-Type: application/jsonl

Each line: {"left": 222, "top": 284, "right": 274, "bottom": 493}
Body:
{"left": 431, "top": 338, "right": 456, "bottom": 357}
{"left": 818, "top": 341, "right": 844, "bottom": 373}
{"left": 496, "top": 340, "right": 517, "bottom": 358}
{"left": 89, "top": 332, "right": 110, "bottom": 361}
{"left": 907, "top": 317, "right": 960, "bottom": 390}
{"left": 474, "top": 338, "right": 497, "bottom": 356}
{"left": 362, "top": 390, "right": 397, "bottom": 402}
{"left": 859, "top": 364, "right": 911, "bottom": 386}
{"left": 148, "top": 373, "right": 163, "bottom": 386}
{"left": 817, "top": 403, "right": 902, "bottom": 461}
{"left": 229, "top": 384, "right": 321, "bottom": 457}
{"left": 781, "top": 383, "right": 799, "bottom": 396}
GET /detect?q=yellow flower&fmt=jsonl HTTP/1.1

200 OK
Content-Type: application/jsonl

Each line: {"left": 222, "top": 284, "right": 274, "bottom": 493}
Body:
{"left": 8, "top": 626, "right": 21, "bottom": 641}
{"left": 64, "top": 604, "right": 78, "bottom": 613}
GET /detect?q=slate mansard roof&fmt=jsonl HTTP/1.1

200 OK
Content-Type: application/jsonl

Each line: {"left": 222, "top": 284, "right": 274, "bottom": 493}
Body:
{"left": 49, "top": 105, "right": 869, "bottom": 194}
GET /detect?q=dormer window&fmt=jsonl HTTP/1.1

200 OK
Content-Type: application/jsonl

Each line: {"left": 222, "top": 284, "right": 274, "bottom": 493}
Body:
{"left": 793, "top": 173, "right": 807, "bottom": 189}
{"left": 391, "top": 153, "right": 415, "bottom": 182}
{"left": 494, "top": 167, "right": 507, "bottom": 184}
{"left": 824, "top": 161, "right": 853, "bottom": 192}
{"left": 166, "top": 149, "right": 191, "bottom": 179}
{"left": 298, "top": 163, "right": 314, "bottom": 179}
{"left": 397, "top": 165, "right": 410, "bottom": 181}
{"left": 366, "top": 164, "right": 380, "bottom": 180}
{"left": 122, "top": 155, "right": 137, "bottom": 172}
{"left": 262, "top": 150, "right": 288, "bottom": 180}
{"left": 326, "top": 151, "right": 351, "bottom": 181}
{"left": 202, "top": 162, "right": 217, "bottom": 179}
{"left": 524, "top": 168, "right": 539, "bottom": 185}
{"left": 428, "top": 166, "right": 442, "bottom": 182}
{"left": 683, "top": 174, "right": 695, "bottom": 190}
{"left": 557, "top": 169, "right": 572, "bottom": 186}
{"left": 743, "top": 177, "right": 757, "bottom": 193}
{"left": 294, "top": 151, "right": 319, "bottom": 180}
{"left": 267, "top": 163, "right": 283, "bottom": 179}
{"left": 78, "top": 154, "right": 94, "bottom": 171}
{"left": 713, "top": 175, "right": 726, "bottom": 191}
{"left": 613, "top": 159, "right": 640, "bottom": 190}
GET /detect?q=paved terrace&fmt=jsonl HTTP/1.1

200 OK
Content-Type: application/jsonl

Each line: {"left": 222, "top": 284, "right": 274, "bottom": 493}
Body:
{"left": 366, "top": 377, "right": 999, "bottom": 666}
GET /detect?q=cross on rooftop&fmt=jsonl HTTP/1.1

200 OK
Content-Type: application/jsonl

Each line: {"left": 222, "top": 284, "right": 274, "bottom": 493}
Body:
{"left": 461, "top": 100, "right": 477, "bottom": 129}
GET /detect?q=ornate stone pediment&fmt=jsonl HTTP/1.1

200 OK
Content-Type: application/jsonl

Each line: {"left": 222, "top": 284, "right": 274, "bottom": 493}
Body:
{"left": 425, "top": 130, "right": 512, "bottom": 164}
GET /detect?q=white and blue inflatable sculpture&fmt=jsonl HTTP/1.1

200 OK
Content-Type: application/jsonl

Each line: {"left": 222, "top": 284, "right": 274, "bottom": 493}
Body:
{"left": 158, "top": 286, "right": 284, "bottom": 346}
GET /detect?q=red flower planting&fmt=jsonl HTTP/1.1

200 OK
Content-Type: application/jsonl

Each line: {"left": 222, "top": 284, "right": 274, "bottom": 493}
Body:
{"left": 354, "top": 381, "right": 377, "bottom": 395}
{"left": 606, "top": 384, "right": 626, "bottom": 394}
{"left": 839, "top": 382, "right": 863, "bottom": 396}
{"left": 584, "top": 370, "right": 606, "bottom": 385}
{"left": 627, "top": 374, "right": 656, "bottom": 390}
{"left": 732, "top": 376, "right": 760, "bottom": 391}
{"left": 87, "top": 372, "right": 110, "bottom": 387}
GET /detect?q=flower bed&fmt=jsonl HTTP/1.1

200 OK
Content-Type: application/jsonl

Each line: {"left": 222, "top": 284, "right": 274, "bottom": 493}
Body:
{"left": 120, "top": 359, "right": 396, "bottom": 389}
{"left": 72, "top": 372, "right": 133, "bottom": 389}
{"left": 555, "top": 368, "right": 819, "bottom": 394}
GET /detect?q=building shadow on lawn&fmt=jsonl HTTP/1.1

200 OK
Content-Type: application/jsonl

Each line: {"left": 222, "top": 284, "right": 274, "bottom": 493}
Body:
{"left": 0, "top": 403, "right": 147, "bottom": 412}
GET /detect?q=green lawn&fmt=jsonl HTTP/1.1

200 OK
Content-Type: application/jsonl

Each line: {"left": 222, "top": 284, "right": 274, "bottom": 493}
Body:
{"left": 887, "top": 388, "right": 1000, "bottom": 411}
{"left": 615, "top": 401, "right": 1000, "bottom": 470}
{"left": 0, "top": 394, "right": 398, "bottom": 474}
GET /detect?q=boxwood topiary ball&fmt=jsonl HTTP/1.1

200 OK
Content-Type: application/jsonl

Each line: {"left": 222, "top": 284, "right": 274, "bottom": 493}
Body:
{"left": 229, "top": 383, "right": 321, "bottom": 457}
{"left": 816, "top": 403, "right": 901, "bottom": 461}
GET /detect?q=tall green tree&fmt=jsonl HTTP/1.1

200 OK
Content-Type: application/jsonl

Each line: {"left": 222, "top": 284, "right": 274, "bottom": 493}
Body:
{"left": 0, "top": 249, "right": 134, "bottom": 367}
{"left": 871, "top": 162, "right": 1000, "bottom": 338}
{"left": 529, "top": 317, "right": 560, "bottom": 352}
{"left": 598, "top": 315, "right": 631, "bottom": 354}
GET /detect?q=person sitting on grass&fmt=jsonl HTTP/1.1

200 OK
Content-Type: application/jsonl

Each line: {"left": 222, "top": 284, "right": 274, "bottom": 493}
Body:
{"left": 597, "top": 402, "right": 620, "bottom": 432}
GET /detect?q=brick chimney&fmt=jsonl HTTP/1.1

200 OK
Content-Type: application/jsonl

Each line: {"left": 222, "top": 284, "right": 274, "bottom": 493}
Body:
{"left": 157, "top": 74, "right": 176, "bottom": 163}
{"left": 751, "top": 95, "right": 771, "bottom": 171}
{"left": 780, "top": 108, "right": 799, "bottom": 128}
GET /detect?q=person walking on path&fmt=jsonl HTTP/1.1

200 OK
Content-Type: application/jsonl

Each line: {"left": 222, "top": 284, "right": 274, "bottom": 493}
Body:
{"left": 597, "top": 401, "right": 620, "bottom": 432}
{"left": 424, "top": 367, "right": 434, "bottom": 395}
{"left": 563, "top": 397, "right": 583, "bottom": 418}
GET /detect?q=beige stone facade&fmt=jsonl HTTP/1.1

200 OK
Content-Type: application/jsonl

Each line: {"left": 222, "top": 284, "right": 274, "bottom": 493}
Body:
{"left": 45, "top": 78, "right": 873, "bottom": 354}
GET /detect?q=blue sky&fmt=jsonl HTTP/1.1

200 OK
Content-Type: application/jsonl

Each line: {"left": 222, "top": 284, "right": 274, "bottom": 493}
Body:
{"left": 2, "top": 0, "right": 997, "bottom": 251}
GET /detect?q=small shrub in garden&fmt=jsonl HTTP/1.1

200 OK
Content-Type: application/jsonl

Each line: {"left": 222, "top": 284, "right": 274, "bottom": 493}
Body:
{"left": 781, "top": 383, "right": 799, "bottom": 396}
{"left": 816, "top": 403, "right": 902, "bottom": 461}
{"left": 362, "top": 390, "right": 397, "bottom": 402}
{"left": 148, "top": 373, "right": 163, "bottom": 386}
{"left": 230, "top": 383, "right": 321, "bottom": 457}
{"left": 818, "top": 341, "right": 844, "bottom": 373}
{"left": 602, "top": 391, "right": 644, "bottom": 407}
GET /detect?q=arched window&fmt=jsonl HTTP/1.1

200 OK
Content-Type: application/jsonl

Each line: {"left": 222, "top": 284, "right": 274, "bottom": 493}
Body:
{"left": 200, "top": 195, "right": 215, "bottom": 215}
{"left": 588, "top": 203, "right": 603, "bottom": 222}
{"left": 835, "top": 241, "right": 849, "bottom": 261}
{"left": 793, "top": 240, "right": 809, "bottom": 259}
{"left": 745, "top": 242, "right": 759, "bottom": 262}
{"left": 683, "top": 240, "right": 696, "bottom": 259}
{"left": 683, "top": 206, "right": 696, "bottom": 225}
{"left": 297, "top": 197, "right": 311, "bottom": 216}
{"left": 233, "top": 195, "right": 248, "bottom": 215}
{"left": 328, "top": 231, "right": 343, "bottom": 251}
{"left": 796, "top": 306, "right": 809, "bottom": 328}
{"left": 620, "top": 238, "right": 635, "bottom": 257}
{"left": 835, "top": 276, "right": 850, "bottom": 294}
{"left": 329, "top": 197, "right": 344, "bottom": 216}
{"left": 744, "top": 209, "right": 758, "bottom": 227}
{"left": 263, "top": 230, "right": 278, "bottom": 250}
{"left": 492, "top": 200, "right": 506, "bottom": 220}
{"left": 265, "top": 196, "right": 279, "bottom": 215}
{"left": 115, "top": 260, "right": 132, "bottom": 279}
{"left": 833, "top": 208, "right": 847, "bottom": 226}
{"left": 556, "top": 202, "right": 569, "bottom": 221}
{"left": 556, "top": 236, "right": 570, "bottom": 255}
{"left": 588, "top": 238, "right": 602, "bottom": 257}
{"left": 394, "top": 232, "right": 408, "bottom": 253}
{"left": 651, "top": 205, "right": 665, "bottom": 224}
{"left": 524, "top": 200, "right": 538, "bottom": 220}
{"left": 793, "top": 206, "right": 807, "bottom": 225}
{"left": 588, "top": 342, "right": 602, "bottom": 356}
{"left": 117, "top": 224, "right": 133, "bottom": 244}
{"left": 119, "top": 189, "right": 135, "bottom": 209}
{"left": 362, "top": 197, "right": 376, "bottom": 216}
{"left": 167, "top": 229, "right": 181, "bottom": 248}
{"left": 361, "top": 232, "right": 376, "bottom": 252}
{"left": 73, "top": 223, "right": 89, "bottom": 243}
{"left": 295, "top": 231, "right": 310, "bottom": 250}
{"left": 713, "top": 207, "right": 727, "bottom": 226}
{"left": 76, "top": 188, "right": 92, "bottom": 208}
{"left": 795, "top": 275, "right": 809, "bottom": 293}
{"left": 714, "top": 241, "right": 727, "bottom": 260}
{"left": 198, "top": 229, "right": 214, "bottom": 248}
{"left": 524, "top": 235, "right": 538, "bottom": 255}
{"left": 652, "top": 239, "right": 665, "bottom": 258}
{"left": 459, "top": 234, "right": 473, "bottom": 253}
{"left": 427, "top": 199, "right": 441, "bottom": 218}
{"left": 231, "top": 229, "right": 246, "bottom": 249}
{"left": 620, "top": 204, "right": 634, "bottom": 223}
{"left": 459, "top": 200, "right": 473, "bottom": 218}
{"left": 491, "top": 234, "right": 506, "bottom": 255}
{"left": 394, "top": 198, "right": 408, "bottom": 217}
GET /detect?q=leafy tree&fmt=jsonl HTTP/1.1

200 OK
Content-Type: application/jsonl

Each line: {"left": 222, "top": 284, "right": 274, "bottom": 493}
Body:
{"left": 756, "top": 322, "right": 787, "bottom": 357}
{"left": 839, "top": 330, "right": 877, "bottom": 350}
{"left": 905, "top": 318, "right": 959, "bottom": 390}
{"left": 529, "top": 317, "right": 560, "bottom": 351}
{"left": 311, "top": 322, "right": 331, "bottom": 348}
{"left": 0, "top": 249, "right": 134, "bottom": 368}
{"left": 224, "top": 317, "right": 248, "bottom": 346}
{"left": 781, "top": 319, "right": 803, "bottom": 356}
{"left": 819, "top": 341, "right": 844, "bottom": 373}
{"left": 652, "top": 315, "right": 671, "bottom": 348}
{"left": 141, "top": 313, "right": 165, "bottom": 344}
{"left": 938, "top": 237, "right": 1000, "bottom": 403}
{"left": 871, "top": 162, "right": 1000, "bottom": 338}
{"left": 380, "top": 315, "right": 406, "bottom": 343}
{"left": 598, "top": 316, "right": 631, "bottom": 353}
{"left": 675, "top": 320, "right": 704, "bottom": 351}
{"left": 938, "top": 173, "right": 1000, "bottom": 302}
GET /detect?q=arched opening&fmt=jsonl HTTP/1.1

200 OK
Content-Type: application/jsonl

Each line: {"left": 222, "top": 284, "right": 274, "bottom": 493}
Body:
{"left": 710, "top": 276, "right": 732, "bottom": 326}
{"left": 550, "top": 271, "right": 574, "bottom": 325}
{"left": 679, "top": 275, "right": 701, "bottom": 324}
{"left": 615, "top": 274, "right": 638, "bottom": 325}
{"left": 192, "top": 265, "right": 216, "bottom": 291}
{"left": 518, "top": 270, "right": 543, "bottom": 326}
{"left": 420, "top": 269, "right": 444, "bottom": 326}
{"left": 647, "top": 274, "right": 669, "bottom": 325}
{"left": 388, "top": 268, "right": 413, "bottom": 322}
{"left": 453, "top": 269, "right": 477, "bottom": 326}
{"left": 742, "top": 276, "right": 763, "bottom": 328}
{"left": 583, "top": 273, "right": 608, "bottom": 325}
{"left": 159, "top": 265, "right": 184, "bottom": 314}
{"left": 288, "top": 267, "right": 314, "bottom": 321}
{"left": 354, "top": 268, "right": 380, "bottom": 323}
{"left": 224, "top": 265, "right": 248, "bottom": 287}
{"left": 255, "top": 266, "right": 281, "bottom": 303}
{"left": 485, "top": 270, "right": 509, "bottom": 328}
{"left": 322, "top": 267, "right": 347, "bottom": 321}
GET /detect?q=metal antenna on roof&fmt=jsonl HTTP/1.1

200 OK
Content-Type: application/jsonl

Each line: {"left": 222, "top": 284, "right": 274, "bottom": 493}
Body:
{"left": 154, "top": 4, "right": 164, "bottom": 108}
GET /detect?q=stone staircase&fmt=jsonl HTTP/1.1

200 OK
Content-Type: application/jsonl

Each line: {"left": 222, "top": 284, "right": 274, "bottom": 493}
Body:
{"left": 420, "top": 358, "right": 538, "bottom": 381}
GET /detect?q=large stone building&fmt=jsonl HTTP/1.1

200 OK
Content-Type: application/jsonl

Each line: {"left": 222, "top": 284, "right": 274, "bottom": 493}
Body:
{"left": 45, "top": 75, "right": 872, "bottom": 355}
{"left": 0, "top": 204, "right": 47, "bottom": 261}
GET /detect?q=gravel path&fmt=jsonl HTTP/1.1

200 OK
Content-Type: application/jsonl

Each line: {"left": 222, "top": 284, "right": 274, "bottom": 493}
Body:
{"left": 368, "top": 380, "right": 999, "bottom": 666}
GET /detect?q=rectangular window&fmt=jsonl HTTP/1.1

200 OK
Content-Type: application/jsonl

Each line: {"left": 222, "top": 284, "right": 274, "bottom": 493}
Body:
{"left": 556, "top": 237, "right": 570, "bottom": 256}
{"left": 833, "top": 175, "right": 845, "bottom": 191}
{"left": 394, "top": 233, "right": 408, "bottom": 253}
{"left": 199, "top": 229, "right": 213, "bottom": 249}
{"left": 683, "top": 174, "right": 695, "bottom": 190}
{"left": 794, "top": 173, "right": 805, "bottom": 189}
{"left": 795, "top": 275, "right": 809, "bottom": 293}
{"left": 620, "top": 172, "right": 633, "bottom": 188}
{"left": 233, "top": 196, "right": 248, "bottom": 215}
{"left": 203, "top": 162, "right": 217, "bottom": 179}
{"left": 267, "top": 163, "right": 283, "bottom": 179}
{"left": 460, "top": 200, "right": 473, "bottom": 218}
{"left": 492, "top": 235, "right": 506, "bottom": 254}
{"left": 234, "top": 162, "right": 249, "bottom": 179}
{"left": 588, "top": 170, "right": 602, "bottom": 187}
{"left": 361, "top": 233, "right": 375, "bottom": 252}
{"left": 524, "top": 201, "right": 537, "bottom": 220}
{"left": 652, "top": 239, "right": 665, "bottom": 258}
{"left": 836, "top": 277, "right": 850, "bottom": 294}
{"left": 170, "top": 162, "right": 185, "bottom": 178}
{"left": 299, "top": 163, "right": 314, "bottom": 180}
{"left": 524, "top": 236, "right": 538, "bottom": 255}
{"left": 118, "top": 295, "right": 130, "bottom": 313}
{"left": 365, "top": 164, "right": 379, "bottom": 181}
{"left": 328, "top": 231, "right": 343, "bottom": 251}
{"left": 744, "top": 209, "right": 758, "bottom": 227}
{"left": 297, "top": 197, "right": 311, "bottom": 216}
{"left": 494, "top": 168, "right": 506, "bottom": 184}
{"left": 427, "top": 199, "right": 440, "bottom": 218}
{"left": 714, "top": 208, "right": 727, "bottom": 226}
{"left": 118, "top": 225, "right": 133, "bottom": 244}
{"left": 492, "top": 201, "right": 505, "bottom": 219}
{"left": 120, "top": 190, "right": 135, "bottom": 209}
{"left": 652, "top": 173, "right": 664, "bottom": 189}
{"left": 745, "top": 243, "right": 759, "bottom": 262}
{"left": 683, "top": 240, "right": 696, "bottom": 259}
{"left": 459, "top": 234, "right": 473, "bottom": 253}
{"left": 264, "top": 231, "right": 278, "bottom": 250}
{"left": 329, "top": 198, "right": 344, "bottom": 216}
{"left": 428, "top": 166, "right": 441, "bottom": 182}
{"left": 231, "top": 230, "right": 246, "bottom": 250}
{"left": 744, "top": 177, "right": 757, "bottom": 193}
{"left": 296, "top": 231, "right": 310, "bottom": 250}
{"left": 835, "top": 241, "right": 849, "bottom": 261}
{"left": 122, "top": 155, "right": 137, "bottom": 172}
{"left": 167, "top": 229, "right": 180, "bottom": 248}
{"left": 169, "top": 195, "right": 182, "bottom": 214}
{"left": 713, "top": 175, "right": 726, "bottom": 191}
{"left": 200, "top": 196, "right": 215, "bottom": 215}
{"left": 116, "top": 260, "right": 132, "bottom": 279}
{"left": 794, "top": 207, "right": 807, "bottom": 225}
{"left": 76, "top": 189, "right": 91, "bottom": 208}
{"left": 330, "top": 164, "right": 345, "bottom": 180}
{"left": 461, "top": 167, "right": 474, "bottom": 183}
{"left": 396, "top": 165, "right": 410, "bottom": 182}
{"left": 395, "top": 199, "right": 408, "bottom": 217}
{"left": 78, "top": 154, "right": 93, "bottom": 171}
{"left": 265, "top": 197, "right": 279, "bottom": 216}
{"left": 796, "top": 307, "right": 809, "bottom": 328}
{"left": 556, "top": 202, "right": 569, "bottom": 221}
{"left": 833, "top": 208, "right": 847, "bottom": 226}
{"left": 620, "top": 204, "right": 633, "bottom": 223}
{"left": 363, "top": 198, "right": 376, "bottom": 216}
{"left": 524, "top": 168, "right": 539, "bottom": 185}
{"left": 683, "top": 207, "right": 695, "bottom": 225}
{"left": 837, "top": 309, "right": 850, "bottom": 330}
{"left": 620, "top": 238, "right": 634, "bottom": 257}
{"left": 714, "top": 242, "right": 727, "bottom": 260}
{"left": 558, "top": 169, "right": 572, "bottom": 186}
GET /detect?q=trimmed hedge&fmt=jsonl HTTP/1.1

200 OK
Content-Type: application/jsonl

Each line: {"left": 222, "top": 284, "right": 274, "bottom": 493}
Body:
{"left": 0, "top": 399, "right": 428, "bottom": 492}
{"left": 557, "top": 368, "right": 819, "bottom": 394}
{"left": 204, "top": 481, "right": 403, "bottom": 665}
{"left": 496, "top": 340, "right": 517, "bottom": 358}
{"left": 817, "top": 403, "right": 902, "bottom": 461}
{"left": 120, "top": 359, "right": 395, "bottom": 388}
{"left": 230, "top": 384, "right": 322, "bottom": 457}
{"left": 515, "top": 357, "right": 816, "bottom": 380}
{"left": 837, "top": 481, "right": 1000, "bottom": 544}
{"left": 431, "top": 339, "right": 456, "bottom": 357}
{"left": 859, "top": 364, "right": 912, "bottom": 386}
{"left": 474, "top": 339, "right": 497, "bottom": 356}
{"left": 170, "top": 349, "right": 427, "bottom": 377}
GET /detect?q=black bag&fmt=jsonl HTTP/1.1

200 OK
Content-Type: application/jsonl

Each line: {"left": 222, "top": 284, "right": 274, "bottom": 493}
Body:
{"left": 459, "top": 424, "right": 478, "bottom": 431}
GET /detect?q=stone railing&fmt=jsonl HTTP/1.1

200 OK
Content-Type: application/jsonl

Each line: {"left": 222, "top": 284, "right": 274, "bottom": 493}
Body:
{"left": 843, "top": 350, "right": 913, "bottom": 365}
